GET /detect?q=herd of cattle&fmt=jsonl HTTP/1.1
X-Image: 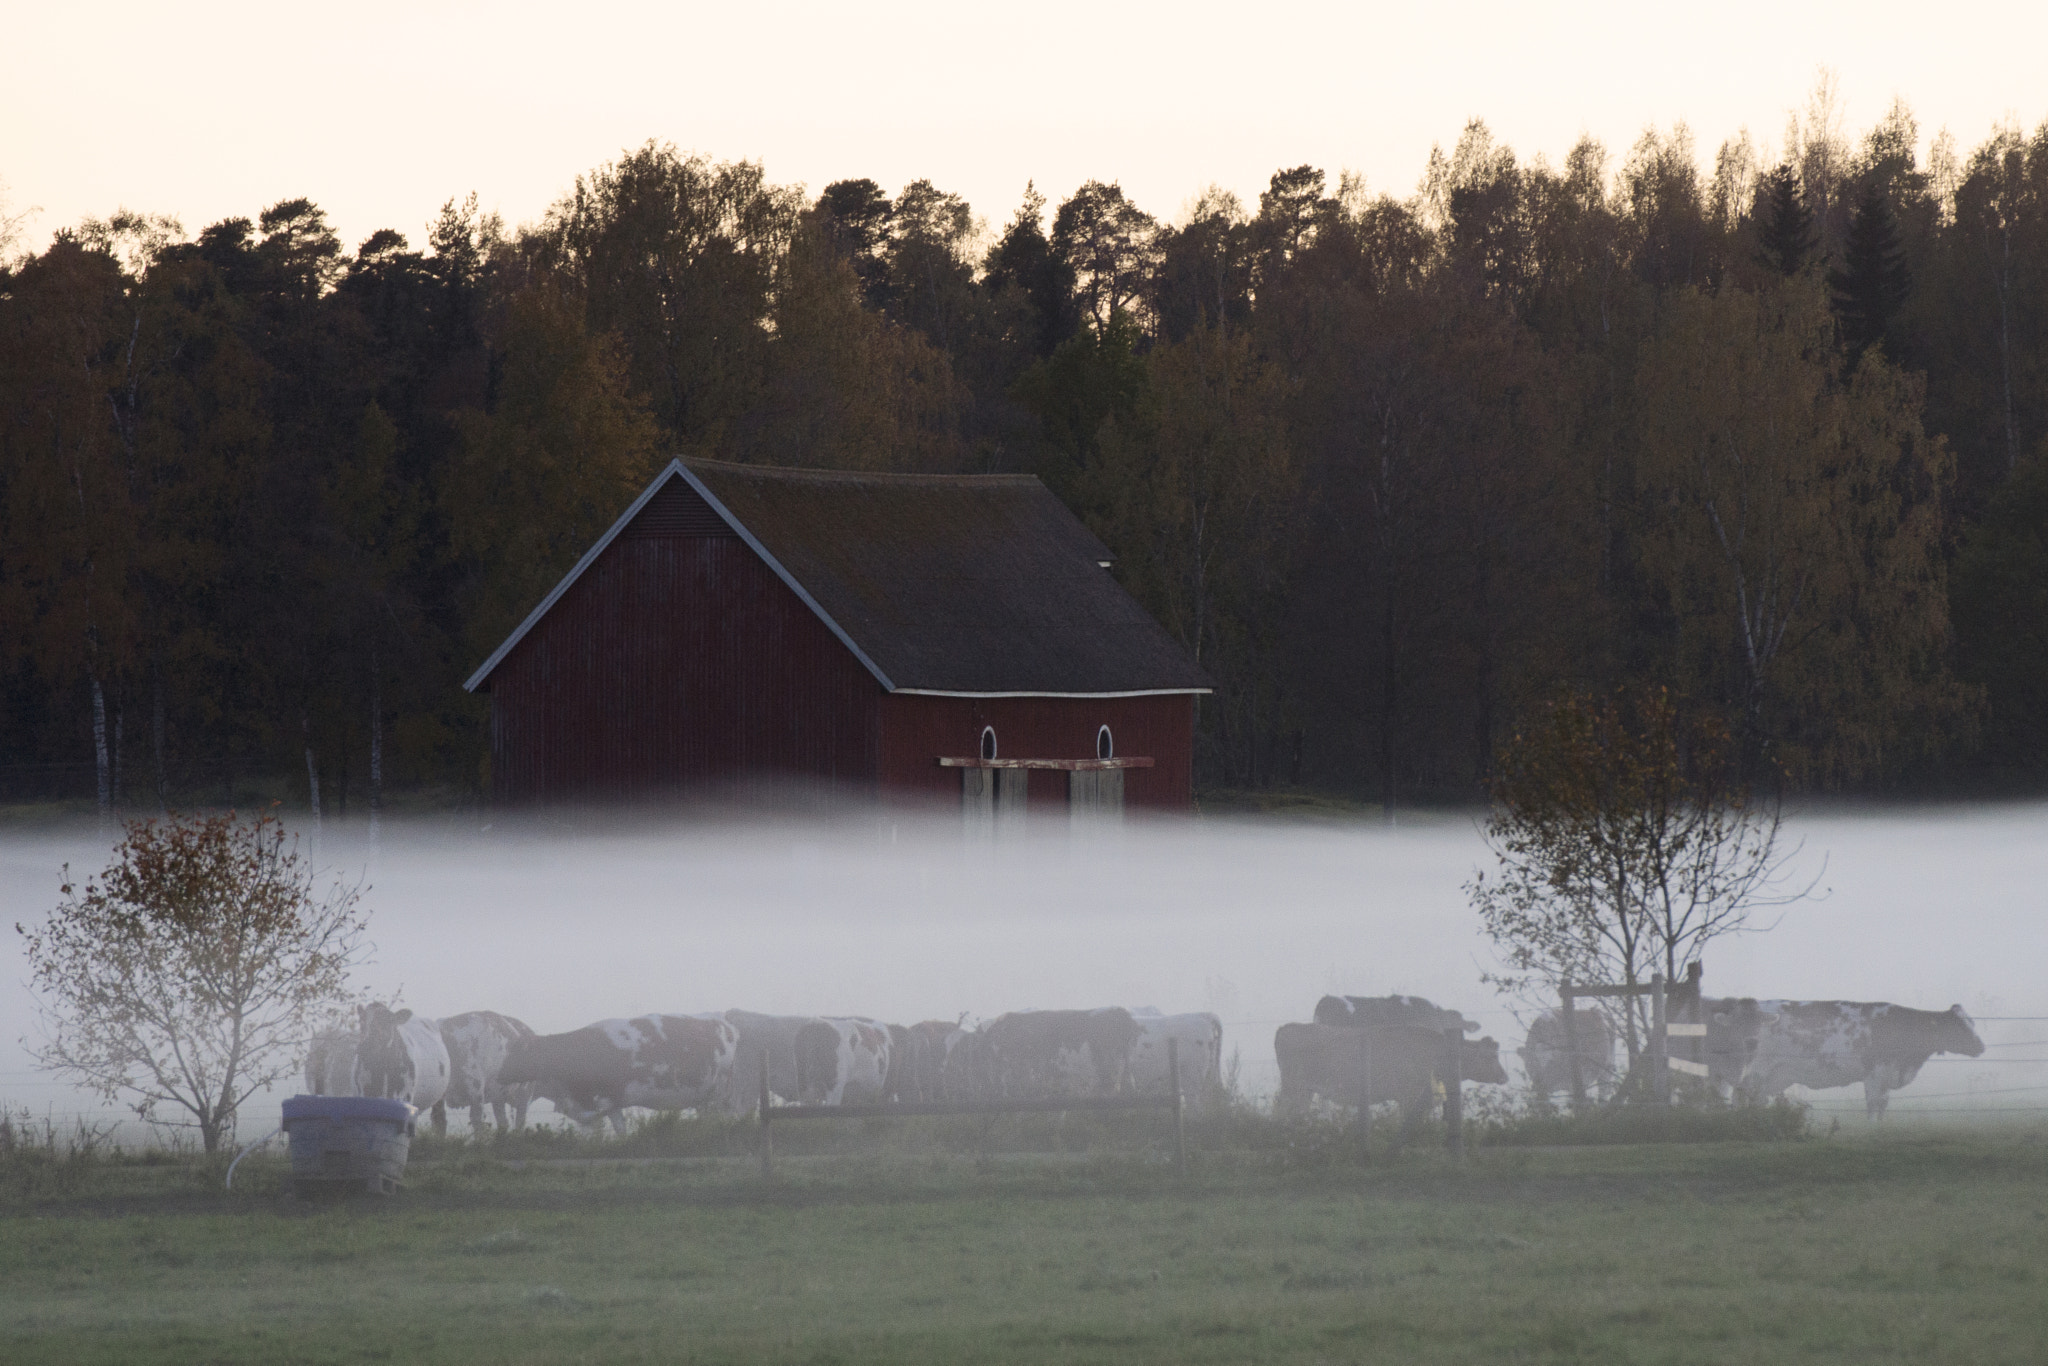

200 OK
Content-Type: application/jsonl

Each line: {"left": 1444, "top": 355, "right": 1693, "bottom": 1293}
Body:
{"left": 302, "top": 987, "right": 1989, "bottom": 1135}
{"left": 305, "top": 1004, "right": 1228, "bottom": 1134}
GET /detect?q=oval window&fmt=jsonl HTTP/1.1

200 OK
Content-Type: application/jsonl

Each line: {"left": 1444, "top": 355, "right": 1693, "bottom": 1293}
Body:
{"left": 980, "top": 726, "right": 998, "bottom": 761}
{"left": 1096, "top": 725, "right": 1114, "bottom": 761}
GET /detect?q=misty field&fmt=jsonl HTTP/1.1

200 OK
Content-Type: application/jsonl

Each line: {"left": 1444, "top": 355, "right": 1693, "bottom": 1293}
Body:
{"left": 5, "top": 1126, "right": 2047, "bottom": 1365}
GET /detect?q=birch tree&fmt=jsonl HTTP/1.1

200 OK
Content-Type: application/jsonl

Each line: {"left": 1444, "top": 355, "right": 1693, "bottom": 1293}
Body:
{"left": 17, "top": 813, "right": 370, "bottom": 1152}
{"left": 1632, "top": 280, "right": 1961, "bottom": 781}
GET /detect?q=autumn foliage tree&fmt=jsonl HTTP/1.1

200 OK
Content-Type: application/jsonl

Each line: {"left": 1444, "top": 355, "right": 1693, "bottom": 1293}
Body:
{"left": 1631, "top": 281, "right": 1966, "bottom": 781}
{"left": 16, "top": 812, "right": 370, "bottom": 1152}
{"left": 1467, "top": 688, "right": 1808, "bottom": 1064}
{"left": 8, "top": 86, "right": 2048, "bottom": 807}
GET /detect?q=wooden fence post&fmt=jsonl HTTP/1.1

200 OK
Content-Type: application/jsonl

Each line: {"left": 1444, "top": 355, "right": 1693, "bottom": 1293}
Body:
{"left": 1651, "top": 972, "right": 1668, "bottom": 1105}
{"left": 759, "top": 1053, "right": 773, "bottom": 1179}
{"left": 1444, "top": 1027, "right": 1464, "bottom": 1156}
{"left": 1562, "top": 981, "right": 1585, "bottom": 1111}
{"left": 1169, "top": 1037, "right": 1186, "bottom": 1177}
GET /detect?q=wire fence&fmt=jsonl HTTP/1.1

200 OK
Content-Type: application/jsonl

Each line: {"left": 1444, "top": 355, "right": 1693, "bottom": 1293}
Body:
{"left": 8, "top": 1013, "right": 2048, "bottom": 1149}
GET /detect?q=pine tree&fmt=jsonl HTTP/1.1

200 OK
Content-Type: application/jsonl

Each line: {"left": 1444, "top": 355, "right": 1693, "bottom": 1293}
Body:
{"left": 982, "top": 184, "right": 1076, "bottom": 358}
{"left": 1829, "top": 179, "right": 1912, "bottom": 361}
{"left": 1753, "top": 163, "right": 1814, "bottom": 276}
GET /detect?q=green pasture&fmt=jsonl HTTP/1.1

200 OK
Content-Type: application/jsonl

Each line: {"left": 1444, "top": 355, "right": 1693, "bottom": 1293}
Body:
{"left": 4, "top": 1121, "right": 2047, "bottom": 1365}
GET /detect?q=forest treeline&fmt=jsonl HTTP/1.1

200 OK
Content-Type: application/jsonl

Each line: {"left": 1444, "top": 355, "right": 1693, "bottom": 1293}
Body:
{"left": 4, "top": 86, "right": 2048, "bottom": 814}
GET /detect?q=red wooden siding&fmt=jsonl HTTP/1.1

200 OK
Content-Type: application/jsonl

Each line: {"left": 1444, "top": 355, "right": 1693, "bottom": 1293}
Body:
{"left": 487, "top": 536, "right": 883, "bottom": 804}
{"left": 877, "top": 693, "right": 1195, "bottom": 810}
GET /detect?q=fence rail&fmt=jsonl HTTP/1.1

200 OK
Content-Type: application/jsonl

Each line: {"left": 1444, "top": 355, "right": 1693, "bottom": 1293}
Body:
{"left": 757, "top": 1039, "right": 1189, "bottom": 1176}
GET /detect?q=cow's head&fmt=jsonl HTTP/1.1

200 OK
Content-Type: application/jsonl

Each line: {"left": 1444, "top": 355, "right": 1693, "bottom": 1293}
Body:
{"left": 1461, "top": 1037, "right": 1510, "bottom": 1085}
{"left": 353, "top": 1002, "right": 417, "bottom": 1100}
{"left": 1941, "top": 1005, "right": 1986, "bottom": 1057}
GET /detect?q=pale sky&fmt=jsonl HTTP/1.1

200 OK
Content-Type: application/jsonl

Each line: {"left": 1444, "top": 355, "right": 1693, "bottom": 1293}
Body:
{"left": 5, "top": 0, "right": 2045, "bottom": 255}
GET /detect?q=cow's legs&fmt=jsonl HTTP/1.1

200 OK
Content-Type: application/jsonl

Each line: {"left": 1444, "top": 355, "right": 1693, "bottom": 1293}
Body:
{"left": 1865, "top": 1079, "right": 1889, "bottom": 1121}
{"left": 1388, "top": 1083, "right": 1431, "bottom": 1156}
{"left": 431, "top": 1101, "right": 447, "bottom": 1137}
{"left": 1392, "top": 1101, "right": 1421, "bottom": 1154}
{"left": 470, "top": 1101, "right": 488, "bottom": 1135}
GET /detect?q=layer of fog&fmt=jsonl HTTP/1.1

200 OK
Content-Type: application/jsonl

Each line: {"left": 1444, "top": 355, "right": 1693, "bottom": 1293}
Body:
{"left": 4, "top": 802, "right": 2043, "bottom": 1137}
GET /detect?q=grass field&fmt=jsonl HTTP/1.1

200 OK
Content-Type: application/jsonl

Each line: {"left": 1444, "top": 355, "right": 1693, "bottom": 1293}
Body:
{"left": 5, "top": 1117, "right": 2048, "bottom": 1365}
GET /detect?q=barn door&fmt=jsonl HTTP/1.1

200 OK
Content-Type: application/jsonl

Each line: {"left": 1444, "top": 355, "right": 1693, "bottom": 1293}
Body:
{"left": 963, "top": 767, "right": 1029, "bottom": 836}
{"left": 1068, "top": 768, "right": 1124, "bottom": 824}
{"left": 996, "top": 768, "right": 1028, "bottom": 832}
{"left": 963, "top": 766, "right": 994, "bottom": 836}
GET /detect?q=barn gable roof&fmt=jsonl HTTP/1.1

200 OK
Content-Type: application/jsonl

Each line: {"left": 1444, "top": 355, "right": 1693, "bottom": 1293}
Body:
{"left": 464, "top": 459, "right": 1213, "bottom": 697}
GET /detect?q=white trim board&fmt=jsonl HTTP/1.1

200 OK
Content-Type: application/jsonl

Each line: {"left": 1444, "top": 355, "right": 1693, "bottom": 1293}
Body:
{"left": 890, "top": 688, "right": 1212, "bottom": 699}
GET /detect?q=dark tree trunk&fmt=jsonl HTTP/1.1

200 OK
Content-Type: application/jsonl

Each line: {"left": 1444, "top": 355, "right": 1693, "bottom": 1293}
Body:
{"left": 369, "top": 642, "right": 383, "bottom": 846}
{"left": 151, "top": 661, "right": 167, "bottom": 815}
{"left": 91, "top": 672, "right": 111, "bottom": 832}
{"left": 302, "top": 710, "right": 321, "bottom": 828}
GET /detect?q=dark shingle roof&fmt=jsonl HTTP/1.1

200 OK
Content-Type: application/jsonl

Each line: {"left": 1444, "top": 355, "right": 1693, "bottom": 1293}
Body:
{"left": 466, "top": 459, "right": 1212, "bottom": 696}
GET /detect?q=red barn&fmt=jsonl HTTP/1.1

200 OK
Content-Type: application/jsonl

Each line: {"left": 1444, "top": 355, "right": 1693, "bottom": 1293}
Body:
{"left": 464, "top": 459, "right": 1211, "bottom": 814}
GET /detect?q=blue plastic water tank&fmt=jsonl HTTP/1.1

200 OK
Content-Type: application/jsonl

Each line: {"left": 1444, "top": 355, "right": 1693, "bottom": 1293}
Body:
{"left": 282, "top": 1095, "right": 413, "bottom": 1125}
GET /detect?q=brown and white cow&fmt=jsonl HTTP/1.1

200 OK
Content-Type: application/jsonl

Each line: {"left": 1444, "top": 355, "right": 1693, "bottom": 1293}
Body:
{"left": 1314, "top": 994, "right": 1478, "bottom": 1034}
{"left": 497, "top": 1013, "right": 738, "bottom": 1133}
{"left": 978, "top": 1007, "right": 1143, "bottom": 1100}
{"left": 433, "top": 1011, "right": 538, "bottom": 1135}
{"left": 723, "top": 1010, "right": 824, "bottom": 1113}
{"left": 1127, "top": 1010, "right": 1224, "bottom": 1112}
{"left": 793, "top": 1017, "right": 894, "bottom": 1106}
{"left": 1519, "top": 1008, "right": 1619, "bottom": 1100}
{"left": 353, "top": 1004, "right": 451, "bottom": 1113}
{"left": 1712, "top": 999, "right": 1985, "bottom": 1119}
{"left": 1274, "top": 1022, "right": 1508, "bottom": 1148}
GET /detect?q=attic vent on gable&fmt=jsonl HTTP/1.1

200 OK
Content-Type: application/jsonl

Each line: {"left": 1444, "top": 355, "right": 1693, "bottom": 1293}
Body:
{"left": 622, "top": 477, "right": 736, "bottom": 539}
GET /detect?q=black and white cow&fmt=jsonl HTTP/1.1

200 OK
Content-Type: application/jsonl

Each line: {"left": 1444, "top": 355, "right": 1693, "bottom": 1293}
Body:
{"left": 1274, "top": 1021, "right": 1509, "bottom": 1148}
{"left": 937, "top": 1022, "right": 999, "bottom": 1102}
{"left": 1519, "top": 1008, "right": 1619, "bottom": 1099}
{"left": 353, "top": 1004, "right": 451, "bottom": 1113}
{"left": 1314, "top": 994, "right": 1478, "bottom": 1035}
{"left": 1713, "top": 999, "right": 1985, "bottom": 1119}
{"left": 434, "top": 1011, "right": 537, "bottom": 1135}
{"left": 885, "top": 1019, "right": 964, "bottom": 1103}
{"left": 793, "top": 1017, "right": 894, "bottom": 1106}
{"left": 497, "top": 1013, "right": 738, "bottom": 1133}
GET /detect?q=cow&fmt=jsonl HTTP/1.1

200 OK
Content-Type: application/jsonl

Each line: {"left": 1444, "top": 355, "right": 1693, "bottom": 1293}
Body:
{"left": 497, "top": 1013, "right": 738, "bottom": 1133}
{"left": 1711, "top": 999, "right": 1985, "bottom": 1119}
{"left": 353, "top": 1004, "right": 451, "bottom": 1114}
{"left": 303, "top": 1029, "right": 359, "bottom": 1096}
{"left": 978, "top": 1007, "right": 1143, "bottom": 1099}
{"left": 886, "top": 1019, "right": 966, "bottom": 1103}
{"left": 1519, "top": 1008, "right": 1619, "bottom": 1100}
{"left": 724, "top": 1010, "right": 824, "bottom": 1113}
{"left": 793, "top": 1017, "right": 894, "bottom": 1106}
{"left": 1314, "top": 994, "right": 1478, "bottom": 1035}
{"left": 433, "top": 1011, "right": 537, "bottom": 1135}
{"left": 938, "top": 1022, "right": 999, "bottom": 1102}
{"left": 1127, "top": 1010, "right": 1224, "bottom": 1112}
{"left": 1274, "top": 1022, "right": 1509, "bottom": 1150}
